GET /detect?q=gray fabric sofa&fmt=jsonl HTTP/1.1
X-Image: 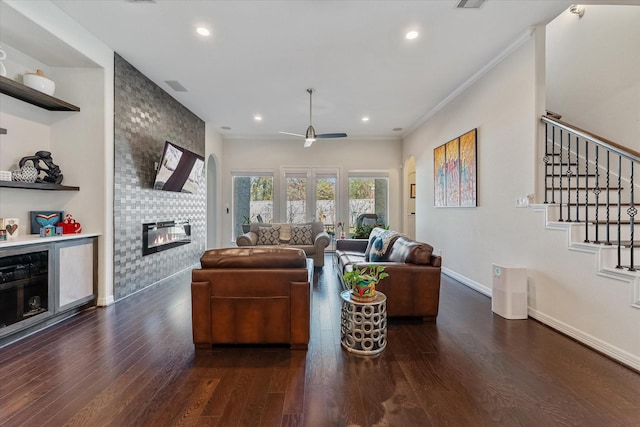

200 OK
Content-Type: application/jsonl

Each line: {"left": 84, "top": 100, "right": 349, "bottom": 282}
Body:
{"left": 236, "top": 221, "right": 330, "bottom": 267}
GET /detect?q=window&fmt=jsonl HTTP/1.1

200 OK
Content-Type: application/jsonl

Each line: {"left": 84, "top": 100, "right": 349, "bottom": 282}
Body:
{"left": 348, "top": 176, "right": 388, "bottom": 235}
{"left": 281, "top": 168, "right": 338, "bottom": 246}
{"left": 232, "top": 174, "right": 273, "bottom": 237}
{"left": 285, "top": 174, "right": 307, "bottom": 223}
{"left": 316, "top": 175, "right": 336, "bottom": 226}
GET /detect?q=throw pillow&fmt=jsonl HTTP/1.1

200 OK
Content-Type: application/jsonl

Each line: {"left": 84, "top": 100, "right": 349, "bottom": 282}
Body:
{"left": 257, "top": 226, "right": 280, "bottom": 245}
{"left": 364, "top": 233, "right": 378, "bottom": 261}
{"left": 369, "top": 236, "right": 385, "bottom": 262}
{"left": 290, "top": 224, "right": 313, "bottom": 245}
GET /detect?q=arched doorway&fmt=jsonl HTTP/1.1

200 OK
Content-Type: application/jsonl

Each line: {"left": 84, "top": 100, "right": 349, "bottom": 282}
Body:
{"left": 405, "top": 156, "right": 416, "bottom": 238}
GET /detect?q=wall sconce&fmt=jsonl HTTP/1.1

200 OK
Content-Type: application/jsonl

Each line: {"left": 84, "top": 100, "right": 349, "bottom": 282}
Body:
{"left": 569, "top": 4, "right": 585, "bottom": 18}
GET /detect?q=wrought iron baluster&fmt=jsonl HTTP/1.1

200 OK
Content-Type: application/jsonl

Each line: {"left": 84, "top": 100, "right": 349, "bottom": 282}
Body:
{"left": 584, "top": 138, "right": 590, "bottom": 242}
{"left": 575, "top": 135, "right": 580, "bottom": 222}
{"left": 566, "top": 131, "right": 573, "bottom": 222}
{"left": 593, "top": 145, "right": 601, "bottom": 243}
{"left": 605, "top": 150, "right": 612, "bottom": 245}
{"left": 559, "top": 129, "right": 564, "bottom": 222}
{"left": 544, "top": 123, "right": 550, "bottom": 204}
{"left": 551, "top": 125, "right": 557, "bottom": 204}
{"left": 616, "top": 155, "right": 622, "bottom": 269}
{"left": 629, "top": 161, "right": 636, "bottom": 271}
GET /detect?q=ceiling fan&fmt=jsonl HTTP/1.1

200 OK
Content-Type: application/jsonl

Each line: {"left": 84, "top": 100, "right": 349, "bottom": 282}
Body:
{"left": 279, "top": 88, "right": 347, "bottom": 147}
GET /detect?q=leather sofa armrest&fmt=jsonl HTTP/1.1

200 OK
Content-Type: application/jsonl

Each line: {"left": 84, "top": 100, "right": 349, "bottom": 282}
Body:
{"left": 314, "top": 231, "right": 330, "bottom": 250}
{"left": 290, "top": 281, "right": 311, "bottom": 349}
{"left": 336, "top": 238, "right": 368, "bottom": 253}
{"left": 191, "top": 281, "right": 211, "bottom": 346}
{"left": 236, "top": 231, "right": 257, "bottom": 246}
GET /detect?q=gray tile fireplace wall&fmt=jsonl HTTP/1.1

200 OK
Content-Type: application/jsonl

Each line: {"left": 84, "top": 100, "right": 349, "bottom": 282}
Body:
{"left": 114, "top": 53, "right": 205, "bottom": 300}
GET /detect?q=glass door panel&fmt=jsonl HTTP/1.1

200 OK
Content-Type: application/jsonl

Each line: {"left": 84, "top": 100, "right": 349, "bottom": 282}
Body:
{"left": 286, "top": 176, "right": 307, "bottom": 223}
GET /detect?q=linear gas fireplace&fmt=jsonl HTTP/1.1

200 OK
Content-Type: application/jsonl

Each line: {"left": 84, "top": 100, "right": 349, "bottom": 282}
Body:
{"left": 142, "top": 220, "right": 191, "bottom": 256}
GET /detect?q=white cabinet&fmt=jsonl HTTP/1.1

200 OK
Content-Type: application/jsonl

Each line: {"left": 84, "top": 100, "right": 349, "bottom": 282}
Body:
{"left": 56, "top": 238, "right": 96, "bottom": 310}
{"left": 0, "top": 235, "right": 97, "bottom": 346}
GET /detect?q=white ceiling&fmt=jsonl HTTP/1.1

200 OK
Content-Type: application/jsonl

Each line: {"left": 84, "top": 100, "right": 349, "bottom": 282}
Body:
{"left": 45, "top": 0, "right": 581, "bottom": 141}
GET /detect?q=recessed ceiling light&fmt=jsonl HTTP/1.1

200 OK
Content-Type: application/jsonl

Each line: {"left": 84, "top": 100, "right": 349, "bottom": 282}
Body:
{"left": 196, "top": 27, "right": 210, "bottom": 36}
{"left": 405, "top": 31, "right": 418, "bottom": 40}
{"left": 362, "top": 116, "right": 370, "bottom": 122}
{"left": 254, "top": 115, "right": 263, "bottom": 121}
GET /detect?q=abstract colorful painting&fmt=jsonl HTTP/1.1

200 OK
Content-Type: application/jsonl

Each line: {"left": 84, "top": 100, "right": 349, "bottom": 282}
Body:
{"left": 434, "top": 145, "right": 446, "bottom": 207}
{"left": 459, "top": 129, "right": 477, "bottom": 207}
{"left": 433, "top": 128, "right": 477, "bottom": 207}
{"left": 445, "top": 138, "right": 460, "bottom": 206}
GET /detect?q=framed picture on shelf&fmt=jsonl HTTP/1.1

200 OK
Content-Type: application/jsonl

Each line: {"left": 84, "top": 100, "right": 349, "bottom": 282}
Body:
{"left": 29, "top": 211, "right": 64, "bottom": 234}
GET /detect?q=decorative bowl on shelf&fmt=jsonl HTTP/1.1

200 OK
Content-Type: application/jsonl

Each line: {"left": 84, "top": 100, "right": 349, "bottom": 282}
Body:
{"left": 12, "top": 160, "right": 38, "bottom": 183}
{"left": 23, "top": 69, "right": 55, "bottom": 96}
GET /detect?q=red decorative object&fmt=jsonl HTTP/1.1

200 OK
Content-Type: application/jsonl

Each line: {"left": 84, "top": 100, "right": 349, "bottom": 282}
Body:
{"left": 61, "top": 214, "right": 82, "bottom": 234}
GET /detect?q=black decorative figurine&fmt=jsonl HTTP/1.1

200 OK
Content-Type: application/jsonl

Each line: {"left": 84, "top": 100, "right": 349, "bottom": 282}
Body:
{"left": 19, "top": 151, "right": 64, "bottom": 184}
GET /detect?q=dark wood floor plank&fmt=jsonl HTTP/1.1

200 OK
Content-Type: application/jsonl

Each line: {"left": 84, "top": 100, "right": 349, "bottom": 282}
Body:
{"left": 1, "top": 256, "right": 639, "bottom": 427}
{"left": 258, "top": 392, "right": 285, "bottom": 427}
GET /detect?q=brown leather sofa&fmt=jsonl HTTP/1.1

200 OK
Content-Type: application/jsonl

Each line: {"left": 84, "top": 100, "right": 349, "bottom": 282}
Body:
{"left": 236, "top": 221, "right": 330, "bottom": 267}
{"left": 191, "top": 247, "right": 311, "bottom": 349}
{"left": 334, "top": 228, "right": 442, "bottom": 321}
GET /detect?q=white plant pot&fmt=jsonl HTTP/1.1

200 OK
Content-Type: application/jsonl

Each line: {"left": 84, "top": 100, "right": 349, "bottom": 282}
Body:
{"left": 23, "top": 70, "right": 55, "bottom": 96}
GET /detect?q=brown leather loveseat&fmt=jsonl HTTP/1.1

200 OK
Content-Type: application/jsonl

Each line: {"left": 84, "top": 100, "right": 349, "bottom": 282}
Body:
{"left": 191, "top": 247, "right": 311, "bottom": 349}
{"left": 334, "top": 228, "right": 442, "bottom": 321}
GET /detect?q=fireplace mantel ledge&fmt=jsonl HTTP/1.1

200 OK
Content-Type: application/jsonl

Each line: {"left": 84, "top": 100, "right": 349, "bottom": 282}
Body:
{"left": 0, "top": 232, "right": 100, "bottom": 249}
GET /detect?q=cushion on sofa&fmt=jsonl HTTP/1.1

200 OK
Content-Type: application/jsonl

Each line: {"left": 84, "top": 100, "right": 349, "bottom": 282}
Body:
{"left": 290, "top": 224, "right": 313, "bottom": 245}
{"left": 369, "top": 237, "right": 386, "bottom": 261}
{"left": 258, "top": 225, "right": 280, "bottom": 245}
{"left": 388, "top": 237, "right": 434, "bottom": 265}
{"left": 365, "top": 228, "right": 403, "bottom": 261}
{"left": 278, "top": 223, "right": 292, "bottom": 242}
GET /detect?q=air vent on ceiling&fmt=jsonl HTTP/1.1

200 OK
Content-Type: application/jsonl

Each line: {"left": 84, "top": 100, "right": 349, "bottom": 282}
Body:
{"left": 456, "top": 0, "right": 486, "bottom": 8}
{"left": 165, "top": 80, "right": 188, "bottom": 92}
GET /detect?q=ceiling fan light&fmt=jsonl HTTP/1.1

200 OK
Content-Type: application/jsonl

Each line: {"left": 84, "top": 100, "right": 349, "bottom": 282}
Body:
{"left": 304, "top": 139, "right": 314, "bottom": 148}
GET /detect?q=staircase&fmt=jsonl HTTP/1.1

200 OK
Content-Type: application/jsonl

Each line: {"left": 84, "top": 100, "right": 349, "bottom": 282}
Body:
{"left": 535, "top": 114, "right": 640, "bottom": 309}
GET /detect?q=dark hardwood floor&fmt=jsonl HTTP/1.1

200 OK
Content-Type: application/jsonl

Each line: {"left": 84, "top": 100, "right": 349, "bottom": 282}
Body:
{"left": 1, "top": 255, "right": 640, "bottom": 427}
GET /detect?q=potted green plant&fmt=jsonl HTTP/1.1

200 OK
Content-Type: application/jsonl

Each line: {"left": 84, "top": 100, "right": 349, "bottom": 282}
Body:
{"left": 241, "top": 215, "right": 252, "bottom": 233}
{"left": 343, "top": 265, "right": 389, "bottom": 301}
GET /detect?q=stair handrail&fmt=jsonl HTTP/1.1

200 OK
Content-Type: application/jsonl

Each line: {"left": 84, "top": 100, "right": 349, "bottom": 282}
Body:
{"left": 542, "top": 114, "right": 638, "bottom": 271}
{"left": 542, "top": 114, "right": 640, "bottom": 162}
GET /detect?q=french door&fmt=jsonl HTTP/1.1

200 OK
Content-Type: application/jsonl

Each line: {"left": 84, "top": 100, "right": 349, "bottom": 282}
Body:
{"left": 282, "top": 168, "right": 338, "bottom": 235}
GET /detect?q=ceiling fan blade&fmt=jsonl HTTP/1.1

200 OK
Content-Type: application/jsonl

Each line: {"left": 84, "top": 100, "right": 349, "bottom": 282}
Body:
{"left": 317, "top": 133, "right": 347, "bottom": 139}
{"left": 279, "top": 131, "right": 305, "bottom": 137}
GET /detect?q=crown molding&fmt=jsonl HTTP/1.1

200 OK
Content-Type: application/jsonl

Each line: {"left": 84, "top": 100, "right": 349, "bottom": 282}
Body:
{"left": 405, "top": 26, "right": 537, "bottom": 135}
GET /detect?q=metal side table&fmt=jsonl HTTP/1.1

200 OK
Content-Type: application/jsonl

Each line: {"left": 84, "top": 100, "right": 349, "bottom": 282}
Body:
{"left": 340, "top": 290, "right": 387, "bottom": 355}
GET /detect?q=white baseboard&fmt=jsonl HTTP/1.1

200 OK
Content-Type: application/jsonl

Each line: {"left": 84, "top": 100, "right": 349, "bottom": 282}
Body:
{"left": 442, "top": 267, "right": 492, "bottom": 297}
{"left": 443, "top": 266, "right": 640, "bottom": 372}
{"left": 528, "top": 308, "right": 640, "bottom": 372}
{"left": 96, "top": 295, "right": 115, "bottom": 306}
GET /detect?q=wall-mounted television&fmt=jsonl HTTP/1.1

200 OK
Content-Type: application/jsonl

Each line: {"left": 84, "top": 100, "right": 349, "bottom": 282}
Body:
{"left": 152, "top": 141, "right": 204, "bottom": 193}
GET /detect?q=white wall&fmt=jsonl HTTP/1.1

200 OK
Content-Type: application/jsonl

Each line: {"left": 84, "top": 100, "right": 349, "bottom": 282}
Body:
{"left": 546, "top": 5, "right": 640, "bottom": 149}
{"left": 2, "top": 0, "right": 115, "bottom": 305}
{"left": 403, "top": 27, "right": 640, "bottom": 368}
{"left": 221, "top": 137, "right": 402, "bottom": 244}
